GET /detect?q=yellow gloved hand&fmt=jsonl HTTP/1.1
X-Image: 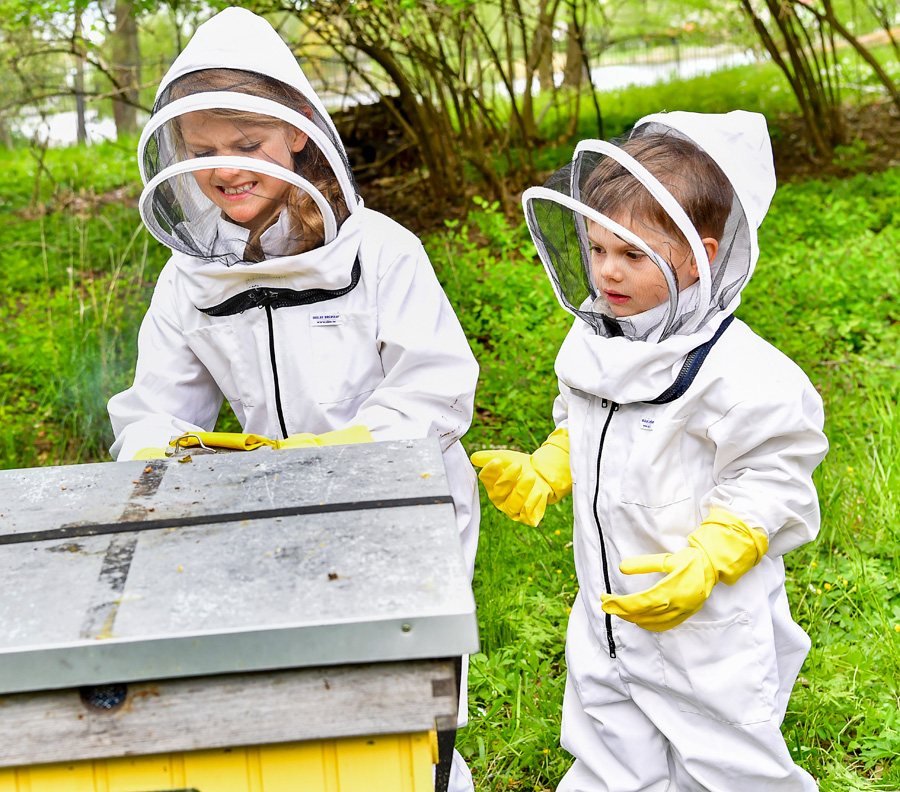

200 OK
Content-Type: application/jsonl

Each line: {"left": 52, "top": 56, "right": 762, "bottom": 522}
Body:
{"left": 133, "top": 447, "right": 167, "bottom": 460}
{"left": 469, "top": 428, "right": 571, "bottom": 528}
{"left": 169, "top": 432, "right": 275, "bottom": 452}
{"left": 601, "top": 508, "right": 769, "bottom": 631}
{"left": 277, "top": 425, "right": 374, "bottom": 449}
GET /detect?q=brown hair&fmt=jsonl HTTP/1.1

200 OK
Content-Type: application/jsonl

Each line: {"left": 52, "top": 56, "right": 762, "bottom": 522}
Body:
{"left": 165, "top": 68, "right": 349, "bottom": 257}
{"left": 583, "top": 132, "right": 733, "bottom": 250}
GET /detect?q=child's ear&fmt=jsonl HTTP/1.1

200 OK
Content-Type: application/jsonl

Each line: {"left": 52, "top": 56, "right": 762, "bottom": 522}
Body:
{"left": 290, "top": 128, "right": 309, "bottom": 153}
{"left": 692, "top": 237, "right": 719, "bottom": 277}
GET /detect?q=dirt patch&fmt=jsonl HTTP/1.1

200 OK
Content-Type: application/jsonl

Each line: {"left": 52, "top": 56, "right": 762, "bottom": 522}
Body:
{"left": 770, "top": 100, "right": 900, "bottom": 182}
{"left": 18, "top": 184, "right": 139, "bottom": 221}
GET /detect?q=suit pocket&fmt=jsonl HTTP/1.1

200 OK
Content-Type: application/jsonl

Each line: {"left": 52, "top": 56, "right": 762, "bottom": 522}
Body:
{"left": 658, "top": 611, "right": 775, "bottom": 725}
{"left": 309, "top": 310, "right": 383, "bottom": 404}
{"left": 620, "top": 416, "right": 691, "bottom": 507}
{"left": 184, "top": 322, "right": 252, "bottom": 408}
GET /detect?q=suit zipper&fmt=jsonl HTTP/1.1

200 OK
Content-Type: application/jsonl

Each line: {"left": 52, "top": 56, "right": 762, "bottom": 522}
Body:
{"left": 592, "top": 398, "right": 619, "bottom": 658}
{"left": 264, "top": 304, "right": 289, "bottom": 439}
{"left": 249, "top": 290, "right": 289, "bottom": 440}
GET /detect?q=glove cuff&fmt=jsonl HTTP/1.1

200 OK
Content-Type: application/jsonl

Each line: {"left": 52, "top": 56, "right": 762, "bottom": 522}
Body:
{"left": 170, "top": 432, "right": 274, "bottom": 452}
{"left": 532, "top": 428, "right": 572, "bottom": 503}
{"left": 689, "top": 508, "right": 769, "bottom": 586}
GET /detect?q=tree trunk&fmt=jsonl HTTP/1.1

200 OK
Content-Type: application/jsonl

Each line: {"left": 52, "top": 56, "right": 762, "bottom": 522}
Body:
{"left": 739, "top": 0, "right": 834, "bottom": 157}
{"left": 563, "top": 17, "right": 584, "bottom": 89}
{"left": 111, "top": 0, "right": 140, "bottom": 136}
{"left": 536, "top": 12, "right": 554, "bottom": 91}
{"left": 514, "top": 0, "right": 562, "bottom": 141}
{"left": 74, "top": 10, "right": 87, "bottom": 145}
{"left": 819, "top": 0, "right": 900, "bottom": 115}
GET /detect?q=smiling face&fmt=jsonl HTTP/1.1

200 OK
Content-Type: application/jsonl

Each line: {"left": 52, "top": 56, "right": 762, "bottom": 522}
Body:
{"left": 588, "top": 216, "right": 717, "bottom": 318}
{"left": 178, "top": 111, "right": 309, "bottom": 233}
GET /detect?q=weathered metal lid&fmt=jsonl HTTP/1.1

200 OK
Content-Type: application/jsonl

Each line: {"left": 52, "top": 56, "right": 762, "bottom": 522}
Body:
{"left": 0, "top": 439, "right": 478, "bottom": 694}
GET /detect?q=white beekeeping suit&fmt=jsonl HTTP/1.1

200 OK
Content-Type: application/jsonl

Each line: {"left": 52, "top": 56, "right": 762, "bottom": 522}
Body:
{"left": 521, "top": 111, "right": 828, "bottom": 791}
{"left": 108, "top": 10, "right": 478, "bottom": 790}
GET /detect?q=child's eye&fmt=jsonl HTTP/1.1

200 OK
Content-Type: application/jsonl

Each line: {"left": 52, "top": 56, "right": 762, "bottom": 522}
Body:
{"left": 239, "top": 143, "right": 262, "bottom": 153}
{"left": 625, "top": 250, "right": 645, "bottom": 262}
{"left": 190, "top": 150, "right": 214, "bottom": 158}
{"left": 590, "top": 244, "right": 605, "bottom": 255}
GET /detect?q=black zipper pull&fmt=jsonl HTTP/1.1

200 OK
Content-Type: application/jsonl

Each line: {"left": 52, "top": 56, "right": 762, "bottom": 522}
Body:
{"left": 250, "top": 288, "right": 279, "bottom": 309}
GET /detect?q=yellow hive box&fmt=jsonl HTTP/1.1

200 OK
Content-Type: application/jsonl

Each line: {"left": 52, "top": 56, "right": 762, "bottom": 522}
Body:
{"left": 0, "top": 732, "right": 437, "bottom": 792}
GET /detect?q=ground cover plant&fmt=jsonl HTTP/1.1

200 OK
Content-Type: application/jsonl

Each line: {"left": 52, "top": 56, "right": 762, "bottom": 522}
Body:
{"left": 1, "top": 62, "right": 899, "bottom": 790}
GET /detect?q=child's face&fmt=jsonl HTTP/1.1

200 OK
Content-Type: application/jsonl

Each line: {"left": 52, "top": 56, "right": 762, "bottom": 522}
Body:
{"left": 588, "top": 217, "right": 717, "bottom": 318}
{"left": 179, "top": 112, "right": 309, "bottom": 233}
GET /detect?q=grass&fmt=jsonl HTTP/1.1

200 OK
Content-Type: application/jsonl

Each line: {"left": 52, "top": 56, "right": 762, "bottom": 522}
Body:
{"left": 0, "top": 139, "right": 166, "bottom": 467}
{"left": 1, "top": 66, "right": 899, "bottom": 790}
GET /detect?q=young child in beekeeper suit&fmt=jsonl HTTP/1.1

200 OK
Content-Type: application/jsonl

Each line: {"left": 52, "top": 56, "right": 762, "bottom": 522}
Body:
{"left": 471, "top": 111, "right": 829, "bottom": 791}
{"left": 107, "top": 8, "right": 478, "bottom": 790}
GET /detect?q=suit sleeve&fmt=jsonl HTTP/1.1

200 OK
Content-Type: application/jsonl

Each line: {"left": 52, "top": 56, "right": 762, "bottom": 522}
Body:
{"left": 108, "top": 263, "right": 223, "bottom": 461}
{"left": 350, "top": 242, "right": 478, "bottom": 450}
{"left": 704, "top": 374, "right": 828, "bottom": 557}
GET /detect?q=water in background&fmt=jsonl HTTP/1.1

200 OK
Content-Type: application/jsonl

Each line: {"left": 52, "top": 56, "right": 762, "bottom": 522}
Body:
{"left": 14, "top": 108, "right": 119, "bottom": 148}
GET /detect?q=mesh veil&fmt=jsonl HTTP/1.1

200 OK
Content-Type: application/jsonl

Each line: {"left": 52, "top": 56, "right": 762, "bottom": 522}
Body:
{"left": 138, "top": 69, "right": 360, "bottom": 265}
{"left": 523, "top": 125, "right": 751, "bottom": 342}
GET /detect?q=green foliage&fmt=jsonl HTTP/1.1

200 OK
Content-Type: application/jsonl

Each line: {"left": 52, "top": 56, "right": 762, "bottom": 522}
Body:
{"left": 747, "top": 169, "right": 900, "bottom": 407}
{"left": 434, "top": 196, "right": 569, "bottom": 452}
{"left": 0, "top": 140, "right": 163, "bottom": 468}
{"left": 590, "top": 59, "right": 800, "bottom": 139}
{"left": 0, "top": 138, "right": 141, "bottom": 212}
{"left": 530, "top": 58, "right": 800, "bottom": 176}
{"left": 782, "top": 394, "right": 900, "bottom": 788}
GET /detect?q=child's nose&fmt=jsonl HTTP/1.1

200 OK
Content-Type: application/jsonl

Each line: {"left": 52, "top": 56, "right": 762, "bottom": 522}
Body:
{"left": 215, "top": 166, "right": 242, "bottom": 179}
{"left": 599, "top": 256, "right": 622, "bottom": 281}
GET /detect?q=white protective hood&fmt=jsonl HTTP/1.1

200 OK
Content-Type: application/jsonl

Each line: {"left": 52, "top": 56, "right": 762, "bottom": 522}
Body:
{"left": 524, "top": 110, "right": 776, "bottom": 403}
{"left": 153, "top": 8, "right": 345, "bottom": 150}
{"left": 137, "top": 7, "right": 362, "bottom": 289}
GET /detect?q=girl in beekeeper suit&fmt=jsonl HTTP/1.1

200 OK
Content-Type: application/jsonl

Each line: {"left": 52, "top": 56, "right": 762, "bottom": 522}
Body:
{"left": 471, "top": 111, "right": 829, "bottom": 791}
{"left": 107, "top": 9, "right": 478, "bottom": 790}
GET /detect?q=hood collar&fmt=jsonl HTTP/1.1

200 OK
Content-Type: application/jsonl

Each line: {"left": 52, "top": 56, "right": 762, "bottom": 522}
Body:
{"left": 174, "top": 209, "right": 365, "bottom": 310}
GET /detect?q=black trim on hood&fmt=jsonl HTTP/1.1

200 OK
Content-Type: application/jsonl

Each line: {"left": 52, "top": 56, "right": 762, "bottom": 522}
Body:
{"left": 198, "top": 255, "right": 361, "bottom": 317}
{"left": 644, "top": 314, "right": 735, "bottom": 405}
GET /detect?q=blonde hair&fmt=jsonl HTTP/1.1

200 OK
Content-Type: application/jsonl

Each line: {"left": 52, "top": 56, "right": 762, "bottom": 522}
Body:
{"left": 165, "top": 68, "right": 349, "bottom": 258}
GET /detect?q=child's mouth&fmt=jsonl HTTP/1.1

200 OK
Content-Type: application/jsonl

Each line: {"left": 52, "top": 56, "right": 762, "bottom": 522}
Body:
{"left": 218, "top": 182, "right": 257, "bottom": 199}
{"left": 605, "top": 291, "right": 629, "bottom": 305}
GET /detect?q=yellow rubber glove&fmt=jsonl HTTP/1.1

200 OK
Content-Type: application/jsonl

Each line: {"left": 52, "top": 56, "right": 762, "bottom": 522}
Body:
{"left": 169, "top": 432, "right": 275, "bottom": 452}
{"left": 601, "top": 508, "right": 769, "bottom": 631}
{"left": 469, "top": 428, "right": 571, "bottom": 527}
{"left": 133, "top": 447, "right": 167, "bottom": 460}
{"left": 277, "top": 425, "right": 374, "bottom": 449}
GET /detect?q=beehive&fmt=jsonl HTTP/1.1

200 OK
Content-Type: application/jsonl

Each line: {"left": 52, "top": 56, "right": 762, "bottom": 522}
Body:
{"left": 0, "top": 439, "right": 478, "bottom": 791}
